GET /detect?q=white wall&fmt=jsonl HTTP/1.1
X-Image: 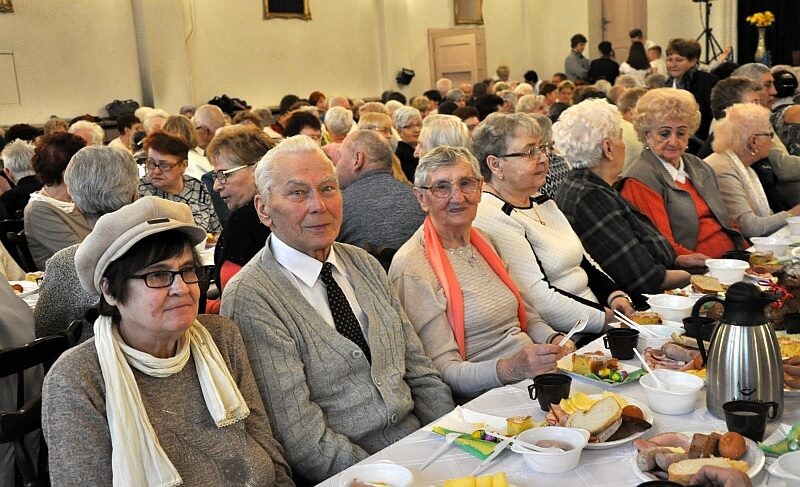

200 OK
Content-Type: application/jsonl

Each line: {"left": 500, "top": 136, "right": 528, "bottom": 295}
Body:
{"left": 0, "top": 0, "right": 738, "bottom": 125}
{"left": 0, "top": 0, "right": 142, "bottom": 124}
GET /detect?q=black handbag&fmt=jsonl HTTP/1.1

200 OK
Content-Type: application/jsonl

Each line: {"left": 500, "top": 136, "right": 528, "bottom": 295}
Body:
{"left": 105, "top": 99, "right": 140, "bottom": 118}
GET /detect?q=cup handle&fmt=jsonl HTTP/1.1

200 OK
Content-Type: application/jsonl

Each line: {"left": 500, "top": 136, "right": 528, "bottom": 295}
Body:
{"left": 603, "top": 335, "right": 610, "bottom": 349}
{"left": 767, "top": 401, "right": 779, "bottom": 419}
{"left": 530, "top": 384, "right": 538, "bottom": 400}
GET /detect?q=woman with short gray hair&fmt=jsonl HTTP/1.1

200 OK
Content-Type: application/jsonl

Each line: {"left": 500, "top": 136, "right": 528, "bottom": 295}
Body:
{"left": 393, "top": 106, "right": 423, "bottom": 180}
{"left": 413, "top": 114, "right": 470, "bottom": 159}
{"left": 389, "top": 145, "right": 568, "bottom": 400}
{"left": 471, "top": 112, "right": 640, "bottom": 343}
{"left": 552, "top": 98, "right": 694, "bottom": 295}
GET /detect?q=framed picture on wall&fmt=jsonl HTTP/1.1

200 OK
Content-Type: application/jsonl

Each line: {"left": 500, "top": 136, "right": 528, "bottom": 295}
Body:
{"left": 263, "top": 0, "right": 310, "bottom": 20}
{"left": 0, "top": 0, "right": 13, "bottom": 14}
{"left": 455, "top": 0, "right": 482, "bottom": 25}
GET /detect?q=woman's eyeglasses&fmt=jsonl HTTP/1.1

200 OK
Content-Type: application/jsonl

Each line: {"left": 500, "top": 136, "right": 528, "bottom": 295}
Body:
{"left": 144, "top": 158, "right": 182, "bottom": 172}
{"left": 418, "top": 177, "right": 481, "bottom": 199}
{"left": 496, "top": 144, "right": 553, "bottom": 160}
{"left": 754, "top": 131, "right": 774, "bottom": 138}
{"left": 213, "top": 165, "right": 249, "bottom": 183}
{"left": 653, "top": 129, "right": 690, "bottom": 142}
{"left": 129, "top": 266, "right": 204, "bottom": 288}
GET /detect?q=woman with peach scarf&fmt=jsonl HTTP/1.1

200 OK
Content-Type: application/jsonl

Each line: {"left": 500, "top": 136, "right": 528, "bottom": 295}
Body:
{"left": 389, "top": 146, "right": 573, "bottom": 402}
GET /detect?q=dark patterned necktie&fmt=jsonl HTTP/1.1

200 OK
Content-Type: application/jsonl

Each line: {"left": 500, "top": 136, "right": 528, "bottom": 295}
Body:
{"left": 319, "top": 262, "right": 371, "bottom": 362}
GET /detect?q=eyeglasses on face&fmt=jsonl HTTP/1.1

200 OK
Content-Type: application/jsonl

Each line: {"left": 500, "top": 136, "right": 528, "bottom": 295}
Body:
{"left": 496, "top": 144, "right": 553, "bottom": 160}
{"left": 652, "top": 128, "right": 690, "bottom": 142}
{"left": 754, "top": 131, "right": 774, "bottom": 138}
{"left": 401, "top": 122, "right": 422, "bottom": 130}
{"left": 129, "top": 266, "right": 204, "bottom": 288}
{"left": 144, "top": 158, "right": 182, "bottom": 172}
{"left": 213, "top": 164, "right": 250, "bottom": 183}
{"left": 418, "top": 177, "right": 481, "bottom": 199}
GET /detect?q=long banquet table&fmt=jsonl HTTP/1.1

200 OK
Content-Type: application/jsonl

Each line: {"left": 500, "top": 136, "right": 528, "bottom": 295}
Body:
{"left": 317, "top": 374, "right": 800, "bottom": 486}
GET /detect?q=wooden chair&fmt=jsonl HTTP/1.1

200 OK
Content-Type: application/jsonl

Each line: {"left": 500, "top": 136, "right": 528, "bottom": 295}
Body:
{"left": 0, "top": 320, "right": 83, "bottom": 487}
{"left": 0, "top": 220, "right": 36, "bottom": 273}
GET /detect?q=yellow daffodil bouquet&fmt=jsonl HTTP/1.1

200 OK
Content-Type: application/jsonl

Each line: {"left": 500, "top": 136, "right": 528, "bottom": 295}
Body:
{"left": 746, "top": 11, "right": 775, "bottom": 27}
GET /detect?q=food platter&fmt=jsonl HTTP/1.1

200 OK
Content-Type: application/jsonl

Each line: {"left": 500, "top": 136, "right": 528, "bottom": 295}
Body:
{"left": 557, "top": 337, "right": 645, "bottom": 387}
{"left": 582, "top": 394, "right": 653, "bottom": 450}
{"left": 630, "top": 430, "right": 765, "bottom": 482}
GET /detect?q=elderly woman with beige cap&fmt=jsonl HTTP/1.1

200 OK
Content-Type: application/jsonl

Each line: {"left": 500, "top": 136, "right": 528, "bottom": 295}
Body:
{"left": 41, "top": 196, "right": 293, "bottom": 486}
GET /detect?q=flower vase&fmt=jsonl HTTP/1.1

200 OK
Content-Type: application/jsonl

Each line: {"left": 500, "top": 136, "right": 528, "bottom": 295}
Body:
{"left": 754, "top": 27, "right": 767, "bottom": 63}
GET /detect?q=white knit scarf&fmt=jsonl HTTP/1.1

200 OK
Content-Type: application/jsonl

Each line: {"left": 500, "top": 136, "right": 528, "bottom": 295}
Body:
{"left": 727, "top": 151, "right": 772, "bottom": 217}
{"left": 94, "top": 315, "right": 250, "bottom": 487}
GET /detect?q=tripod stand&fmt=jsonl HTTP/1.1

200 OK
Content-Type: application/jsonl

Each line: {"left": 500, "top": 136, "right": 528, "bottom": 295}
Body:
{"left": 695, "top": 0, "right": 724, "bottom": 65}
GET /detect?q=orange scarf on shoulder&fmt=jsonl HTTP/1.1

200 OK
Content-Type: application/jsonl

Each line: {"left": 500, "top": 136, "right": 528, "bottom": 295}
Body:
{"left": 422, "top": 216, "right": 527, "bottom": 359}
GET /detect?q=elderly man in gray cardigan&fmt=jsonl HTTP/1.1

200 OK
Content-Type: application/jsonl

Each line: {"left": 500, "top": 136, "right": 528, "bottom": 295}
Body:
{"left": 221, "top": 135, "right": 454, "bottom": 484}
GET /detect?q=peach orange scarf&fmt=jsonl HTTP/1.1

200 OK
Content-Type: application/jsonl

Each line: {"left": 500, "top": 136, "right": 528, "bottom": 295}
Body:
{"left": 423, "top": 216, "right": 527, "bottom": 358}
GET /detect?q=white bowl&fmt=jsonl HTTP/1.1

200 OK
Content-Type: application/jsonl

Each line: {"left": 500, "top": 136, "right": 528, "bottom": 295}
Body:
{"left": 769, "top": 450, "right": 800, "bottom": 480}
{"left": 639, "top": 369, "right": 704, "bottom": 415}
{"left": 635, "top": 324, "right": 685, "bottom": 353}
{"left": 706, "top": 259, "right": 749, "bottom": 285}
{"left": 511, "top": 426, "right": 590, "bottom": 473}
{"left": 337, "top": 462, "right": 413, "bottom": 487}
{"left": 788, "top": 217, "right": 800, "bottom": 236}
{"left": 750, "top": 236, "right": 790, "bottom": 257}
{"left": 646, "top": 294, "right": 696, "bottom": 323}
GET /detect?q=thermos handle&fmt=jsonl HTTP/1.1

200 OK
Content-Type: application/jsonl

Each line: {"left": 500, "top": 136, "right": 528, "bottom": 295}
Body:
{"left": 690, "top": 295, "right": 724, "bottom": 366}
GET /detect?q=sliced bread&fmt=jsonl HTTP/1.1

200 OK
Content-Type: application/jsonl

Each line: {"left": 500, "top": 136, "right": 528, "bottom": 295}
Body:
{"left": 667, "top": 457, "right": 749, "bottom": 485}
{"left": 565, "top": 396, "right": 622, "bottom": 435}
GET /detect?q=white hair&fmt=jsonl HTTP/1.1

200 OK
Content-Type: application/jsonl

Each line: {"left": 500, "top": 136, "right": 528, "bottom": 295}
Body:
{"left": 516, "top": 94, "right": 546, "bottom": 114}
{"left": 68, "top": 120, "right": 105, "bottom": 145}
{"left": 393, "top": 106, "right": 422, "bottom": 130}
{"left": 552, "top": 98, "right": 621, "bottom": 169}
{"left": 64, "top": 146, "right": 139, "bottom": 224}
{"left": 1, "top": 139, "right": 35, "bottom": 179}
{"left": 142, "top": 108, "right": 169, "bottom": 133}
{"left": 324, "top": 106, "right": 354, "bottom": 137}
{"left": 192, "top": 104, "right": 226, "bottom": 131}
{"left": 385, "top": 100, "right": 404, "bottom": 117}
{"left": 513, "top": 83, "right": 534, "bottom": 98}
{"left": 418, "top": 115, "right": 470, "bottom": 153}
{"left": 255, "top": 135, "right": 330, "bottom": 198}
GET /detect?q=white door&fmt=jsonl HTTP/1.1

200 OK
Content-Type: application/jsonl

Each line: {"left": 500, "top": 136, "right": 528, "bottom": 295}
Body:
{"left": 601, "top": 0, "right": 647, "bottom": 64}
{"left": 428, "top": 28, "right": 486, "bottom": 87}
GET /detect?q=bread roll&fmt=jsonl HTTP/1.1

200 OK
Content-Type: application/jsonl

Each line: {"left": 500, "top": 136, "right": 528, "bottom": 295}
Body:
{"left": 718, "top": 432, "right": 747, "bottom": 460}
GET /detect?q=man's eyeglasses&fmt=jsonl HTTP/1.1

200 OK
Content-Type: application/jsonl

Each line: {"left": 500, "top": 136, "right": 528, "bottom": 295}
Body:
{"left": 418, "top": 177, "right": 481, "bottom": 199}
{"left": 129, "top": 266, "right": 204, "bottom": 289}
{"left": 213, "top": 165, "right": 250, "bottom": 183}
{"left": 754, "top": 131, "right": 774, "bottom": 138}
{"left": 496, "top": 144, "right": 552, "bottom": 160}
{"left": 144, "top": 158, "right": 182, "bottom": 172}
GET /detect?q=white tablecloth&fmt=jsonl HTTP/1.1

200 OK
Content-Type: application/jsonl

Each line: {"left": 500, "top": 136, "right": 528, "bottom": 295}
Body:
{"left": 317, "top": 375, "right": 800, "bottom": 487}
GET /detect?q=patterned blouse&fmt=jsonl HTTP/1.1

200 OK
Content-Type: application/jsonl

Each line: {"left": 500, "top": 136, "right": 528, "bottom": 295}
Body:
{"left": 771, "top": 105, "right": 800, "bottom": 157}
{"left": 139, "top": 176, "right": 221, "bottom": 233}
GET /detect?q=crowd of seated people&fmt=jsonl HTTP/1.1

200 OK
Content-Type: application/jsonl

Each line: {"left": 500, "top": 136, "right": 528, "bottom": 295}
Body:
{"left": 3, "top": 39, "right": 795, "bottom": 486}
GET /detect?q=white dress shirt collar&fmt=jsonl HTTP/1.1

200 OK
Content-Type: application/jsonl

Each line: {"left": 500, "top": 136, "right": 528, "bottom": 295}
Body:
{"left": 270, "top": 233, "right": 342, "bottom": 286}
{"left": 654, "top": 153, "right": 689, "bottom": 183}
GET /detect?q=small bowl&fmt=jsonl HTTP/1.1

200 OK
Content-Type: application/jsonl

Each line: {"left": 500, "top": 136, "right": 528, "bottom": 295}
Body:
{"left": 769, "top": 450, "right": 800, "bottom": 480}
{"left": 639, "top": 369, "right": 704, "bottom": 415}
{"left": 635, "top": 324, "right": 685, "bottom": 353}
{"left": 788, "top": 216, "right": 800, "bottom": 236}
{"left": 706, "top": 259, "right": 749, "bottom": 285}
{"left": 512, "top": 426, "right": 590, "bottom": 473}
{"left": 750, "top": 236, "right": 790, "bottom": 257}
{"left": 647, "top": 295, "right": 696, "bottom": 323}
{"left": 337, "top": 462, "right": 413, "bottom": 487}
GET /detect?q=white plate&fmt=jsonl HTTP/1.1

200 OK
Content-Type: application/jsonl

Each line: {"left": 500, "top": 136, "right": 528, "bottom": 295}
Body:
{"left": 425, "top": 406, "right": 508, "bottom": 435}
{"left": 630, "top": 430, "right": 765, "bottom": 482}
{"left": 581, "top": 394, "right": 654, "bottom": 450}
{"left": 557, "top": 338, "right": 644, "bottom": 388}
{"left": 338, "top": 461, "right": 413, "bottom": 487}
{"left": 9, "top": 280, "right": 38, "bottom": 298}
